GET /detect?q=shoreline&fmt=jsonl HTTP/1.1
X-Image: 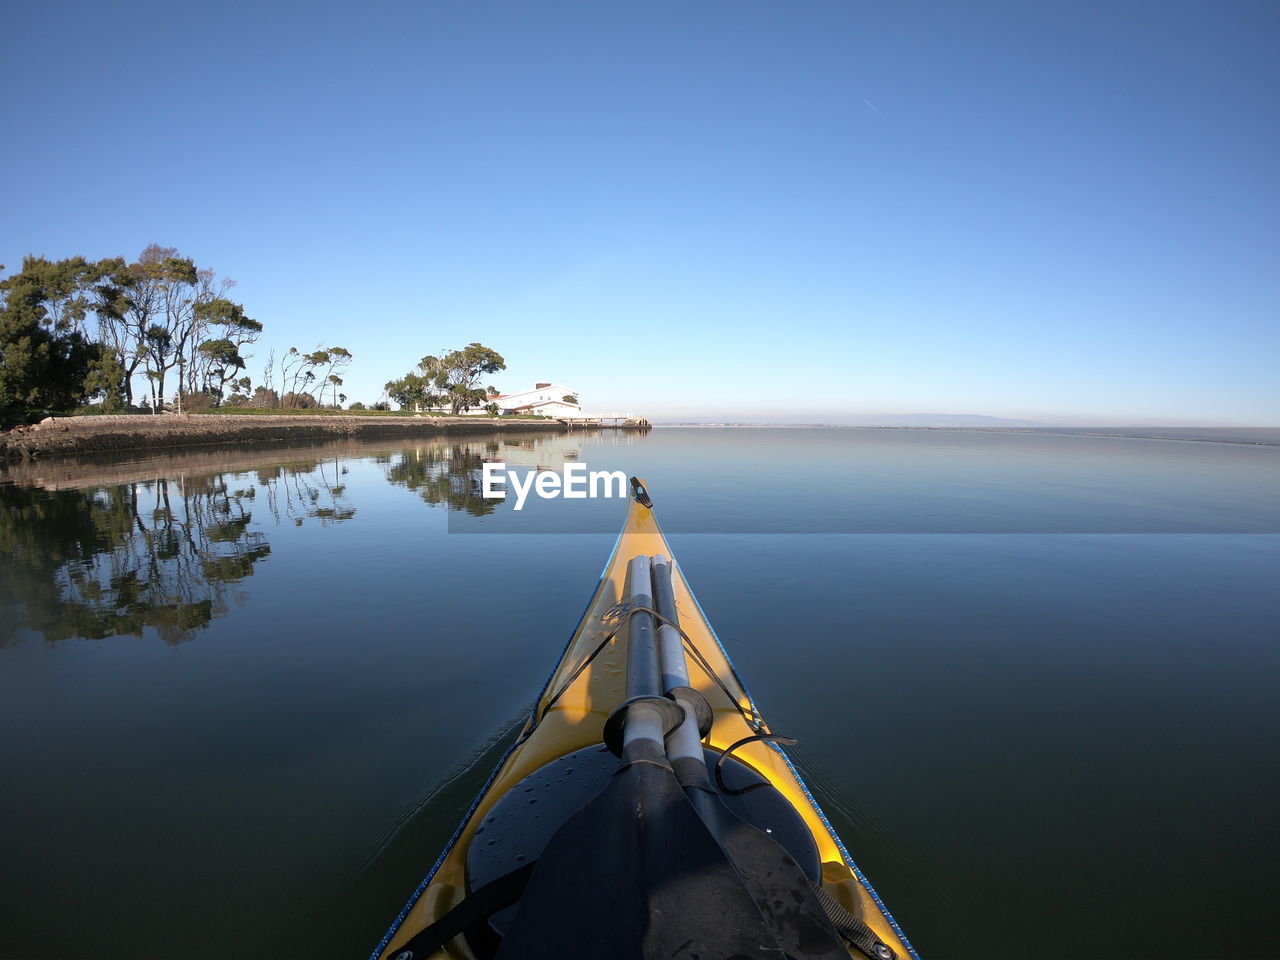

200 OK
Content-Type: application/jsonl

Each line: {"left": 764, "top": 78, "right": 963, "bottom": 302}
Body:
{"left": 0, "top": 413, "right": 566, "bottom": 462}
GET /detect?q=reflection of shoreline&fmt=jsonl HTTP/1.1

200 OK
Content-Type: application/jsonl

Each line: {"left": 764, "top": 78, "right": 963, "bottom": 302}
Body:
{"left": 1, "top": 474, "right": 274, "bottom": 646}
{"left": 1, "top": 447, "right": 365, "bottom": 646}
{"left": 1, "top": 433, "right": 621, "bottom": 645}
{"left": 0, "top": 435, "right": 543, "bottom": 491}
{"left": 2, "top": 431, "right": 653, "bottom": 645}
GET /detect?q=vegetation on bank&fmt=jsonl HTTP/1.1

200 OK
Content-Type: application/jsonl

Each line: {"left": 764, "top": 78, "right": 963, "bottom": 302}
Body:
{"left": 2, "top": 245, "right": 522, "bottom": 428}
{"left": 384, "top": 343, "right": 507, "bottom": 415}
{"left": 194, "top": 408, "right": 550, "bottom": 419}
{"left": 0, "top": 246, "right": 268, "bottom": 426}
{"left": 37, "top": 407, "right": 551, "bottom": 419}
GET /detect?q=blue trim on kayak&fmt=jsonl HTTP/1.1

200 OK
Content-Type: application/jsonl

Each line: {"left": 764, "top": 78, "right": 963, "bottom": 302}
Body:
{"left": 767, "top": 740, "right": 923, "bottom": 960}
{"left": 369, "top": 525, "right": 627, "bottom": 960}
{"left": 367, "top": 734, "right": 519, "bottom": 960}
{"left": 660, "top": 517, "right": 922, "bottom": 960}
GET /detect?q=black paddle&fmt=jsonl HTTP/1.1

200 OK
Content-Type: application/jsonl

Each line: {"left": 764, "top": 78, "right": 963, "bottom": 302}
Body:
{"left": 492, "top": 556, "right": 787, "bottom": 958}
{"left": 493, "top": 726, "right": 788, "bottom": 959}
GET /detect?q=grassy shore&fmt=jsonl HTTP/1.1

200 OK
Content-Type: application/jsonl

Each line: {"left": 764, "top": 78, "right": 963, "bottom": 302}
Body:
{"left": 197, "top": 407, "right": 550, "bottom": 419}
{"left": 47, "top": 406, "right": 551, "bottom": 420}
{"left": 1, "top": 412, "right": 564, "bottom": 461}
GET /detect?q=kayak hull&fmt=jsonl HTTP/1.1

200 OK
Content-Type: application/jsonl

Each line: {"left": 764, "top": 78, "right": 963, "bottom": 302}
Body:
{"left": 373, "top": 485, "right": 919, "bottom": 960}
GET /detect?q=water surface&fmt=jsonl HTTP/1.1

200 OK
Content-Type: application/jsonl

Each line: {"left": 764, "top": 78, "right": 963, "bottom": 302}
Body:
{"left": 2, "top": 428, "right": 1277, "bottom": 960}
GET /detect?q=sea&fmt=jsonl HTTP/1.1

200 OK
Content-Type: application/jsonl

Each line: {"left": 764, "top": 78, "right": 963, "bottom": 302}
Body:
{"left": 2, "top": 426, "right": 1277, "bottom": 960}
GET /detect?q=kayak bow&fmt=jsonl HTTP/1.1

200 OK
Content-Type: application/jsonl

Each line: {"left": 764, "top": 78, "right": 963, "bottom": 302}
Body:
{"left": 373, "top": 478, "right": 919, "bottom": 960}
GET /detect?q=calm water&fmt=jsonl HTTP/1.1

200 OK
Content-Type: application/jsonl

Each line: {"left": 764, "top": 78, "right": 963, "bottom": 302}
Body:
{"left": 2, "top": 428, "right": 1278, "bottom": 960}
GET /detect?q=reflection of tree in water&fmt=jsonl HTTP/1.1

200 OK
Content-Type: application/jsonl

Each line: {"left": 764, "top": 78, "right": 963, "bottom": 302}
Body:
{"left": 0, "top": 477, "right": 269, "bottom": 645}
{"left": 0, "top": 457, "right": 355, "bottom": 646}
{"left": 256, "top": 457, "right": 357, "bottom": 527}
{"left": 384, "top": 443, "right": 499, "bottom": 517}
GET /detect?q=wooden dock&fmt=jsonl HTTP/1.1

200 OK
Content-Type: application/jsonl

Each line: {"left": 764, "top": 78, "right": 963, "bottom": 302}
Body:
{"left": 559, "top": 416, "right": 651, "bottom": 430}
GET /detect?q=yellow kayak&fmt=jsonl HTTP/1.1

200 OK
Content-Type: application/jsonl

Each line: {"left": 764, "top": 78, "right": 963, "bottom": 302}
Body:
{"left": 372, "top": 478, "right": 919, "bottom": 960}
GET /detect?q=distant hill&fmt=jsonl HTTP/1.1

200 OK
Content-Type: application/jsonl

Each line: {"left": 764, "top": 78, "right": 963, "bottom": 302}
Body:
{"left": 1030, "top": 427, "right": 1280, "bottom": 446}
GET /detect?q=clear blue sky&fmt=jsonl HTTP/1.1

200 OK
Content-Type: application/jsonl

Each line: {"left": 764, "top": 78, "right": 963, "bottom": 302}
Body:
{"left": 3, "top": 0, "right": 1277, "bottom": 424}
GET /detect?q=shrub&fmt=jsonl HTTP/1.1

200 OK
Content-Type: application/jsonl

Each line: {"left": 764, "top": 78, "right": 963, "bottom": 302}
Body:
{"left": 177, "top": 391, "right": 218, "bottom": 413}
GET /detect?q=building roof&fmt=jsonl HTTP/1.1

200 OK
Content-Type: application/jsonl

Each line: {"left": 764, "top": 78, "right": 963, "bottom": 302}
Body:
{"left": 495, "top": 383, "right": 577, "bottom": 405}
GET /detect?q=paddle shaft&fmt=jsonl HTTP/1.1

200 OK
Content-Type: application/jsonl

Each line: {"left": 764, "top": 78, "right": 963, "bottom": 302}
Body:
{"left": 623, "top": 555, "right": 667, "bottom": 748}
{"left": 625, "top": 555, "right": 661, "bottom": 700}
{"left": 650, "top": 555, "right": 705, "bottom": 762}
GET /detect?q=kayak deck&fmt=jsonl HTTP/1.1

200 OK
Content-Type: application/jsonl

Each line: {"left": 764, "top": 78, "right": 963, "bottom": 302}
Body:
{"left": 374, "top": 482, "right": 918, "bottom": 960}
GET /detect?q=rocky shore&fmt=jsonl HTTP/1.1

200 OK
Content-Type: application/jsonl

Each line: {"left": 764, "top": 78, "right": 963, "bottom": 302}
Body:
{"left": 0, "top": 413, "right": 565, "bottom": 461}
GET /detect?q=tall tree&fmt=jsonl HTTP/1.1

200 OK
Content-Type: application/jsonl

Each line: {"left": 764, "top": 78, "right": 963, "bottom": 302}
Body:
{"left": 384, "top": 371, "right": 437, "bottom": 411}
{"left": 303, "top": 346, "right": 352, "bottom": 407}
{"left": 388, "top": 343, "right": 505, "bottom": 414}
{"left": 0, "top": 256, "right": 122, "bottom": 419}
{"left": 279, "top": 345, "right": 352, "bottom": 407}
{"left": 190, "top": 298, "right": 261, "bottom": 398}
{"left": 435, "top": 344, "right": 505, "bottom": 414}
{"left": 184, "top": 270, "right": 261, "bottom": 399}
{"left": 2, "top": 247, "right": 261, "bottom": 417}
{"left": 97, "top": 245, "right": 256, "bottom": 409}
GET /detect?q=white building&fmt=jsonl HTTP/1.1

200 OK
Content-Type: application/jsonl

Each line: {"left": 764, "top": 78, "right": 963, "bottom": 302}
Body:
{"left": 491, "top": 382, "right": 581, "bottom": 418}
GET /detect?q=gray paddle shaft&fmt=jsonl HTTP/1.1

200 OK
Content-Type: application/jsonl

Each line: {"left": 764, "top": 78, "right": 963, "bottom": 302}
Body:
{"left": 622, "top": 555, "right": 665, "bottom": 748}
{"left": 651, "top": 554, "right": 705, "bottom": 763}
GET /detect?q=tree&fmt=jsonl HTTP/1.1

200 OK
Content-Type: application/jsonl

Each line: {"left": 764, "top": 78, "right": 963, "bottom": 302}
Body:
{"left": 260, "top": 349, "right": 276, "bottom": 406}
{"left": 196, "top": 338, "right": 245, "bottom": 397}
{"left": 307, "top": 346, "right": 352, "bottom": 406}
{"left": 115, "top": 246, "right": 199, "bottom": 409}
{"left": 1, "top": 247, "right": 262, "bottom": 419}
{"left": 388, "top": 343, "right": 506, "bottom": 415}
{"left": 0, "top": 256, "right": 118, "bottom": 420}
{"left": 248, "top": 386, "right": 279, "bottom": 408}
{"left": 282, "top": 391, "right": 318, "bottom": 409}
{"left": 190, "top": 296, "right": 261, "bottom": 399}
{"left": 279, "top": 344, "right": 351, "bottom": 407}
{"left": 384, "top": 371, "right": 436, "bottom": 411}
{"left": 280, "top": 348, "right": 314, "bottom": 406}
{"left": 435, "top": 344, "right": 506, "bottom": 414}
{"left": 94, "top": 245, "right": 258, "bottom": 409}
{"left": 563, "top": 394, "right": 578, "bottom": 404}
{"left": 83, "top": 345, "right": 128, "bottom": 410}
